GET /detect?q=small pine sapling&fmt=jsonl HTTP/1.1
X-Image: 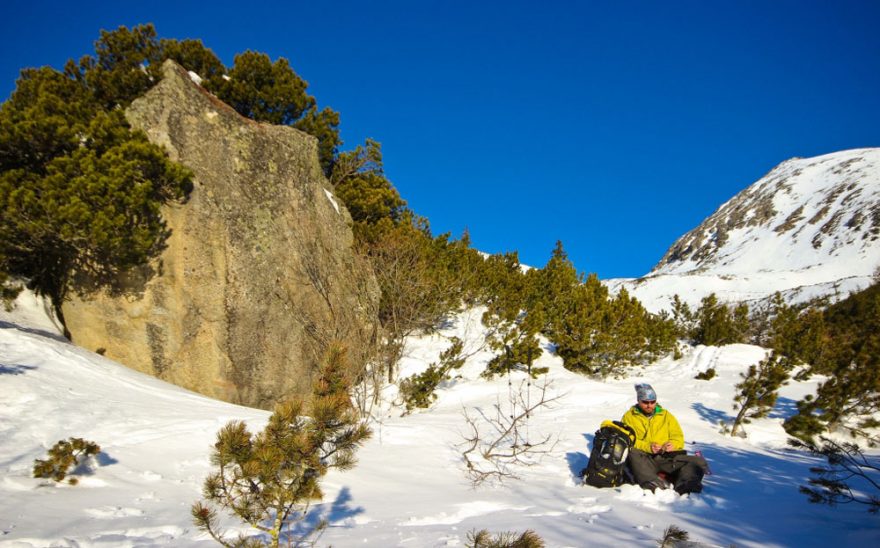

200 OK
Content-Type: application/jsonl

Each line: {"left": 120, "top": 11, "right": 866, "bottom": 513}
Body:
{"left": 730, "top": 352, "right": 790, "bottom": 437}
{"left": 192, "top": 345, "right": 371, "bottom": 548}
{"left": 657, "top": 524, "right": 689, "bottom": 547}
{"left": 399, "top": 337, "right": 465, "bottom": 412}
{"left": 33, "top": 438, "right": 101, "bottom": 485}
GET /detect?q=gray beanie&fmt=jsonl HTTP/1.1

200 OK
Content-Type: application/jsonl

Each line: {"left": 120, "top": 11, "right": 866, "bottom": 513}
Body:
{"left": 635, "top": 383, "right": 657, "bottom": 402}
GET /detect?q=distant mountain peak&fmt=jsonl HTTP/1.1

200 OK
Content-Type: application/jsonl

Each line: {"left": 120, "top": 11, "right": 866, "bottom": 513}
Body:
{"left": 653, "top": 148, "right": 880, "bottom": 278}
{"left": 608, "top": 148, "right": 880, "bottom": 313}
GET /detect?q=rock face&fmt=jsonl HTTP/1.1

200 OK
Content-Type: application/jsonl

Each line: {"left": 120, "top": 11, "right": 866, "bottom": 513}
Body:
{"left": 62, "top": 61, "right": 379, "bottom": 408}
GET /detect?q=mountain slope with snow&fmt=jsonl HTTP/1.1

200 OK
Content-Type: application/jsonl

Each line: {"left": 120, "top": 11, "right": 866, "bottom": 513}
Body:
{"left": 2, "top": 297, "right": 878, "bottom": 547}
{"left": 609, "top": 148, "right": 880, "bottom": 312}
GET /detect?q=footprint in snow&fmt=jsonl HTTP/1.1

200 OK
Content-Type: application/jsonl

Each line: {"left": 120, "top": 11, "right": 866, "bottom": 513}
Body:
{"left": 85, "top": 506, "right": 144, "bottom": 518}
{"left": 566, "top": 497, "right": 612, "bottom": 516}
{"left": 140, "top": 470, "right": 162, "bottom": 481}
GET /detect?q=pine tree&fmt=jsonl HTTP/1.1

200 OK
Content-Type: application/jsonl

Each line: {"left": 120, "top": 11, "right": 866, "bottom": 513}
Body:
{"left": 547, "top": 274, "right": 608, "bottom": 375}
{"left": 399, "top": 337, "right": 465, "bottom": 411}
{"left": 69, "top": 24, "right": 162, "bottom": 109}
{"left": 331, "top": 139, "right": 406, "bottom": 225}
{"left": 730, "top": 352, "right": 790, "bottom": 437}
{"left": 670, "top": 294, "right": 695, "bottom": 341}
{"left": 784, "top": 282, "right": 880, "bottom": 441}
{"left": 0, "top": 64, "right": 192, "bottom": 311}
{"left": 479, "top": 251, "right": 545, "bottom": 379}
{"left": 529, "top": 240, "right": 582, "bottom": 336}
{"left": 692, "top": 293, "right": 748, "bottom": 346}
{"left": 192, "top": 345, "right": 371, "bottom": 547}
{"left": 158, "top": 37, "right": 226, "bottom": 85}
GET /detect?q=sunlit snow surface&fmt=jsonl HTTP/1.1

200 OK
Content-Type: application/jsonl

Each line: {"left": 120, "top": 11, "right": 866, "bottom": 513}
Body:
{"left": 1, "top": 294, "right": 879, "bottom": 547}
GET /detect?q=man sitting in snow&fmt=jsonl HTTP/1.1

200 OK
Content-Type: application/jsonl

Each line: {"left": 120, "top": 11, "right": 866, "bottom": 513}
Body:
{"left": 622, "top": 383, "right": 707, "bottom": 494}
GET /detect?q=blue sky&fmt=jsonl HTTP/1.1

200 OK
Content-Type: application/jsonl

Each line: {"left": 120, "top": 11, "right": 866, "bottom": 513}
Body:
{"left": 3, "top": 1, "right": 879, "bottom": 278}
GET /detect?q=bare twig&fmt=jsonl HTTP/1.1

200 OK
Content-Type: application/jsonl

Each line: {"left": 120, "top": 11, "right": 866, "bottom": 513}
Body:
{"left": 460, "top": 379, "right": 562, "bottom": 486}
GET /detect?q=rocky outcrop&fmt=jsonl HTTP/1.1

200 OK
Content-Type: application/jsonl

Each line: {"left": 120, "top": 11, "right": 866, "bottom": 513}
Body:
{"left": 62, "top": 60, "right": 379, "bottom": 409}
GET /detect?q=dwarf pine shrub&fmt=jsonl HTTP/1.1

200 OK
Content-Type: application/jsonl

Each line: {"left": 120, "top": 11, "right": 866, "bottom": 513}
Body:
{"left": 466, "top": 528, "right": 545, "bottom": 548}
{"left": 33, "top": 438, "right": 101, "bottom": 485}
{"left": 399, "top": 337, "right": 465, "bottom": 411}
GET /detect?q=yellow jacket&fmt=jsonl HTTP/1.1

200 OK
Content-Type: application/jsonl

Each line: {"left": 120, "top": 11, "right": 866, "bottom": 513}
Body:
{"left": 621, "top": 404, "right": 685, "bottom": 453}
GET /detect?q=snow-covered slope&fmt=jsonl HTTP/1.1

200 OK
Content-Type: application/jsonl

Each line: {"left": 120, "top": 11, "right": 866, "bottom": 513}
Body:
{"left": 2, "top": 296, "right": 878, "bottom": 547}
{"left": 608, "top": 148, "right": 880, "bottom": 312}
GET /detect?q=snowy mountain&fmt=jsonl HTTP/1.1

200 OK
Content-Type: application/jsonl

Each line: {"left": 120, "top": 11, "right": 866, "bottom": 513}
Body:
{"left": 608, "top": 148, "right": 880, "bottom": 312}
{"left": 2, "top": 295, "right": 879, "bottom": 547}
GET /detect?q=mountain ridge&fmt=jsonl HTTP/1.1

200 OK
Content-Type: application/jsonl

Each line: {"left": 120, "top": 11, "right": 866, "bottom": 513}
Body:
{"left": 608, "top": 148, "right": 880, "bottom": 312}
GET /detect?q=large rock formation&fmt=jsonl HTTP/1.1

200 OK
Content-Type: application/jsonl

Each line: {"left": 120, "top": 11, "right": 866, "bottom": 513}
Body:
{"left": 62, "top": 61, "right": 379, "bottom": 408}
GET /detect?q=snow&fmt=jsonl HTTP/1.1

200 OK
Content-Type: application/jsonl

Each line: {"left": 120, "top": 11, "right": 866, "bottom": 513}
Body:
{"left": 608, "top": 148, "right": 880, "bottom": 313}
{"left": 1, "top": 294, "right": 878, "bottom": 547}
{"left": 324, "top": 188, "right": 341, "bottom": 214}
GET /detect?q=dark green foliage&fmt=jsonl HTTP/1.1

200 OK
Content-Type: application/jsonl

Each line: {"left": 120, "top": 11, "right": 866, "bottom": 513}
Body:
{"left": 482, "top": 308, "right": 545, "bottom": 380}
{"left": 294, "top": 106, "right": 341, "bottom": 176}
{"left": 68, "top": 24, "right": 162, "bottom": 109}
{"left": 0, "top": 60, "right": 192, "bottom": 307}
{"left": 695, "top": 367, "right": 716, "bottom": 380}
{"left": 783, "top": 282, "right": 880, "bottom": 441}
{"left": 730, "top": 352, "right": 790, "bottom": 436}
{"left": 209, "top": 50, "right": 341, "bottom": 175}
{"left": 158, "top": 37, "right": 226, "bottom": 85}
{"left": 765, "top": 292, "right": 827, "bottom": 365}
{"left": 466, "top": 528, "right": 545, "bottom": 548}
{"left": 670, "top": 294, "right": 695, "bottom": 340}
{"left": 212, "top": 51, "right": 312, "bottom": 125}
{"left": 331, "top": 139, "right": 406, "bottom": 225}
{"left": 790, "top": 436, "right": 880, "bottom": 513}
{"left": 399, "top": 337, "right": 465, "bottom": 411}
{"left": 0, "top": 67, "right": 96, "bottom": 173}
{"left": 33, "top": 437, "right": 101, "bottom": 485}
{"left": 692, "top": 293, "right": 749, "bottom": 346}
{"left": 192, "top": 345, "right": 371, "bottom": 548}
{"left": 547, "top": 277, "right": 674, "bottom": 377}
{"left": 477, "top": 241, "right": 674, "bottom": 380}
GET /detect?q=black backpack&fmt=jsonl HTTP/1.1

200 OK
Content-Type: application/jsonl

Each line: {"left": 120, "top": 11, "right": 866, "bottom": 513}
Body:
{"left": 582, "top": 420, "right": 636, "bottom": 488}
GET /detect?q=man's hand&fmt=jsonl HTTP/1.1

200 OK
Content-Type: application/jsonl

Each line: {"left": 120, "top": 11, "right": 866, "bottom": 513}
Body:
{"left": 651, "top": 441, "right": 676, "bottom": 454}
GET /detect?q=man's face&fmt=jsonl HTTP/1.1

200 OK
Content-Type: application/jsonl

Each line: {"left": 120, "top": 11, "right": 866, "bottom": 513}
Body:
{"left": 638, "top": 399, "right": 657, "bottom": 415}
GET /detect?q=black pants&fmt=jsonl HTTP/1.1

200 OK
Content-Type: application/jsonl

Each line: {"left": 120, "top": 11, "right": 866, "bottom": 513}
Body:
{"left": 627, "top": 449, "right": 707, "bottom": 494}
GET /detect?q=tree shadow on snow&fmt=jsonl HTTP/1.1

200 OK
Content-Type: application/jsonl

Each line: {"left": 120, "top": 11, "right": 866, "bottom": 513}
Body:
{"left": 670, "top": 441, "right": 878, "bottom": 546}
{"left": 95, "top": 452, "right": 119, "bottom": 466}
{"left": 691, "top": 402, "right": 733, "bottom": 426}
{"left": 283, "top": 486, "right": 364, "bottom": 543}
{"left": 565, "top": 433, "right": 593, "bottom": 482}
{"left": 0, "top": 363, "right": 37, "bottom": 375}
{"left": 767, "top": 396, "right": 799, "bottom": 420}
{"left": 0, "top": 319, "right": 68, "bottom": 342}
